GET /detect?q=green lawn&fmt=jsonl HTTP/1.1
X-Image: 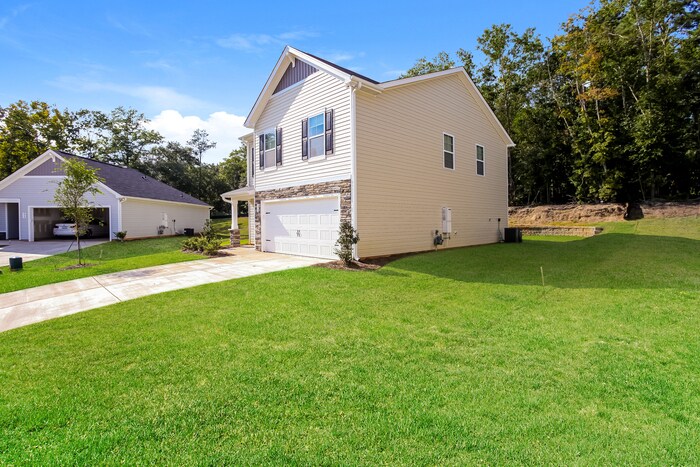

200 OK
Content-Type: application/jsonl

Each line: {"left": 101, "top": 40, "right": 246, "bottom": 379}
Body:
{"left": 0, "top": 236, "right": 205, "bottom": 294}
{"left": 211, "top": 216, "right": 249, "bottom": 246}
{"left": 0, "top": 218, "right": 698, "bottom": 464}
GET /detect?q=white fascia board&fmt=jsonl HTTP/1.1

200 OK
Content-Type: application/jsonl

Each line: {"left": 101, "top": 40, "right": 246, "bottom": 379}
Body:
{"left": 0, "top": 150, "right": 57, "bottom": 191}
{"left": 239, "top": 132, "right": 255, "bottom": 143}
{"left": 382, "top": 68, "right": 515, "bottom": 147}
{"left": 244, "top": 46, "right": 296, "bottom": 128}
{"left": 121, "top": 196, "right": 212, "bottom": 209}
{"left": 244, "top": 46, "right": 383, "bottom": 129}
{"left": 220, "top": 186, "right": 255, "bottom": 201}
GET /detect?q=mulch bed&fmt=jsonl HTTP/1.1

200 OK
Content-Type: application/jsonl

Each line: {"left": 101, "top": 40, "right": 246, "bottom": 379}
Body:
{"left": 314, "top": 252, "right": 419, "bottom": 271}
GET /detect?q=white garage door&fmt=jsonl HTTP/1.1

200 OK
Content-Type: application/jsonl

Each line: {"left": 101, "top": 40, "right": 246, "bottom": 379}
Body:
{"left": 263, "top": 197, "right": 340, "bottom": 259}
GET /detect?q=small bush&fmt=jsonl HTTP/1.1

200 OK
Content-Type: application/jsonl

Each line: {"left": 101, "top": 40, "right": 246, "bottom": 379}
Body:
{"left": 201, "top": 219, "right": 217, "bottom": 242}
{"left": 181, "top": 228, "right": 221, "bottom": 256}
{"left": 113, "top": 231, "right": 127, "bottom": 242}
{"left": 334, "top": 221, "right": 359, "bottom": 265}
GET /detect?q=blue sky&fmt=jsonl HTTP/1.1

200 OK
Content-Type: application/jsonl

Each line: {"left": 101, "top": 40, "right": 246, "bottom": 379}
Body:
{"left": 0, "top": 0, "right": 590, "bottom": 162}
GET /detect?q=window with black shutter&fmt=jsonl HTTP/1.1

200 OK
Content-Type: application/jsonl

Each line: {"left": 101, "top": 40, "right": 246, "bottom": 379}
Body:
{"left": 259, "top": 134, "right": 265, "bottom": 170}
{"left": 275, "top": 127, "right": 283, "bottom": 166}
{"left": 308, "top": 112, "right": 325, "bottom": 158}
{"left": 301, "top": 118, "right": 309, "bottom": 160}
{"left": 325, "top": 109, "right": 334, "bottom": 155}
{"left": 260, "top": 130, "right": 276, "bottom": 169}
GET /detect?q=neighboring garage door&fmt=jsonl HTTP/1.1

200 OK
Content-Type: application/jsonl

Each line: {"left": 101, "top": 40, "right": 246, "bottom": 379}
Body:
{"left": 32, "top": 207, "right": 110, "bottom": 241}
{"left": 263, "top": 196, "right": 340, "bottom": 259}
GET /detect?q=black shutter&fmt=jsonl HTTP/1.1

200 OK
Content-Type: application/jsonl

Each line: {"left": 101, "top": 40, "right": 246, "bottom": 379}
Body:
{"left": 325, "top": 109, "right": 334, "bottom": 155}
{"left": 275, "top": 127, "right": 283, "bottom": 166}
{"left": 259, "top": 134, "right": 265, "bottom": 169}
{"left": 301, "top": 118, "right": 308, "bottom": 160}
{"left": 251, "top": 147, "right": 255, "bottom": 176}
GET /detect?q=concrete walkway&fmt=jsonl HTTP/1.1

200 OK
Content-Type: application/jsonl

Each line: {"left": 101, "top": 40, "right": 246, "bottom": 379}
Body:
{"left": 0, "top": 248, "right": 328, "bottom": 333}
{"left": 0, "top": 239, "right": 108, "bottom": 264}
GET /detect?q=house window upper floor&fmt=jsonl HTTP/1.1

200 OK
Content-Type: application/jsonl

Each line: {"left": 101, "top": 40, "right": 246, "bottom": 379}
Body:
{"left": 256, "top": 108, "right": 335, "bottom": 171}
{"left": 443, "top": 133, "right": 455, "bottom": 170}
{"left": 476, "top": 144, "right": 485, "bottom": 176}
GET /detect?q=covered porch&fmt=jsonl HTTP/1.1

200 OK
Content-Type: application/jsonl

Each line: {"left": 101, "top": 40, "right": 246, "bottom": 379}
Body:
{"left": 220, "top": 186, "right": 255, "bottom": 247}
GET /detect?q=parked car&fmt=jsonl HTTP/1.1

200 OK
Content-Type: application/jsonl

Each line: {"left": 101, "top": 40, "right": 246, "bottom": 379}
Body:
{"left": 53, "top": 222, "right": 76, "bottom": 238}
{"left": 53, "top": 220, "right": 108, "bottom": 238}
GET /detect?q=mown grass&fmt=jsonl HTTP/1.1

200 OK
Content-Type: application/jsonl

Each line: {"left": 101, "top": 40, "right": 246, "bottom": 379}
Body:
{"left": 211, "top": 217, "right": 249, "bottom": 246}
{"left": 0, "top": 236, "right": 204, "bottom": 294}
{"left": 0, "top": 218, "right": 698, "bottom": 464}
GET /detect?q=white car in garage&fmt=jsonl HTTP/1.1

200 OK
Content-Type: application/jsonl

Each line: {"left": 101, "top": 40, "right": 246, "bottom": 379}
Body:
{"left": 53, "top": 220, "right": 109, "bottom": 238}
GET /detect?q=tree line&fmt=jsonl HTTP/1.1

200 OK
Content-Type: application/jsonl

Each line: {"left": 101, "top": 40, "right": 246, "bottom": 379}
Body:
{"left": 403, "top": 0, "right": 699, "bottom": 204}
{"left": 0, "top": 102, "right": 247, "bottom": 213}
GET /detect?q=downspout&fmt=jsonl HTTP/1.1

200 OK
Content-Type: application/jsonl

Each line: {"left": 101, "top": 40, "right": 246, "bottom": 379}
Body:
{"left": 349, "top": 81, "right": 360, "bottom": 260}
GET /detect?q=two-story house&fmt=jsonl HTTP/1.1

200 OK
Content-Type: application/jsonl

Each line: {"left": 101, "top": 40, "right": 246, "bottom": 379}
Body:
{"left": 221, "top": 46, "right": 514, "bottom": 260}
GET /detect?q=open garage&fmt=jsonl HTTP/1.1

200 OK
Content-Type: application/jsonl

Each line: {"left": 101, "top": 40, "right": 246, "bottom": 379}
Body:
{"left": 0, "top": 150, "right": 211, "bottom": 242}
{"left": 31, "top": 207, "right": 110, "bottom": 241}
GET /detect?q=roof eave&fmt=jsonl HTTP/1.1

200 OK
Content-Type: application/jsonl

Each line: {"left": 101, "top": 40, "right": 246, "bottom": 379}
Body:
{"left": 245, "top": 46, "right": 383, "bottom": 128}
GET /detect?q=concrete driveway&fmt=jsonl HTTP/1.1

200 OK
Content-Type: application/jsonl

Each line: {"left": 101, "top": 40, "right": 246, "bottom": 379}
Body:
{"left": 0, "top": 248, "right": 329, "bottom": 332}
{"left": 0, "top": 239, "right": 108, "bottom": 265}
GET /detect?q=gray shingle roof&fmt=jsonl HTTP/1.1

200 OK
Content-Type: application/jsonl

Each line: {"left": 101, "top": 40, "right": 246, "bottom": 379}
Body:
{"left": 301, "top": 50, "right": 380, "bottom": 84}
{"left": 54, "top": 151, "right": 210, "bottom": 207}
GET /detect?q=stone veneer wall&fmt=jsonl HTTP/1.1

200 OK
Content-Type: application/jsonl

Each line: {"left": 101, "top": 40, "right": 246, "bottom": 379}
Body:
{"left": 511, "top": 225, "right": 603, "bottom": 237}
{"left": 254, "top": 179, "right": 351, "bottom": 251}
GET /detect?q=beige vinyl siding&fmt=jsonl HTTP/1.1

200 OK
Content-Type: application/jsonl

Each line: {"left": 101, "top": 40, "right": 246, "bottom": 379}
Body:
{"left": 355, "top": 74, "right": 509, "bottom": 258}
{"left": 254, "top": 70, "right": 351, "bottom": 191}
{"left": 120, "top": 198, "right": 210, "bottom": 239}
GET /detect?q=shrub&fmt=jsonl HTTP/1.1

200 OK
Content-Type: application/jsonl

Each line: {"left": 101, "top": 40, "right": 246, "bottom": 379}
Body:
{"left": 181, "top": 230, "right": 221, "bottom": 256}
{"left": 113, "top": 231, "right": 127, "bottom": 242}
{"left": 201, "top": 219, "right": 217, "bottom": 242}
{"left": 334, "top": 221, "right": 359, "bottom": 265}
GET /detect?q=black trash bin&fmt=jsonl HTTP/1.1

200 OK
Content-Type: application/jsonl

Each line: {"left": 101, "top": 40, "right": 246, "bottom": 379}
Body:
{"left": 504, "top": 228, "right": 523, "bottom": 243}
{"left": 9, "top": 256, "right": 23, "bottom": 271}
{"left": 184, "top": 228, "right": 195, "bottom": 237}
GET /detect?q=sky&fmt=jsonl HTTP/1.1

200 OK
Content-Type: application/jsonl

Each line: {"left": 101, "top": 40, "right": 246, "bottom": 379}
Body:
{"left": 0, "top": 0, "right": 591, "bottom": 163}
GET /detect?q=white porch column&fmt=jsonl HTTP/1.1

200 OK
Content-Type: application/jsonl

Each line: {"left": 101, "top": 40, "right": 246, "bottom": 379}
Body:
{"left": 231, "top": 200, "right": 239, "bottom": 229}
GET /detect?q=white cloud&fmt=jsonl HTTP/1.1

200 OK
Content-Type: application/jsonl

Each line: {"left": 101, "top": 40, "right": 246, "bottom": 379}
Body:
{"left": 51, "top": 75, "right": 207, "bottom": 112}
{"left": 144, "top": 59, "right": 178, "bottom": 72}
{"left": 216, "top": 29, "right": 318, "bottom": 52}
{"left": 0, "top": 4, "right": 30, "bottom": 30}
{"left": 146, "top": 110, "right": 248, "bottom": 163}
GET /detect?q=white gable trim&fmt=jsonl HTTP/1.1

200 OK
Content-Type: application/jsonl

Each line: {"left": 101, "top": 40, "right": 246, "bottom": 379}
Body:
{"left": 244, "top": 46, "right": 381, "bottom": 128}
{"left": 381, "top": 68, "right": 515, "bottom": 148}
{"left": 121, "top": 195, "right": 212, "bottom": 209}
{"left": 0, "top": 150, "right": 57, "bottom": 192}
{"left": 0, "top": 150, "right": 127, "bottom": 198}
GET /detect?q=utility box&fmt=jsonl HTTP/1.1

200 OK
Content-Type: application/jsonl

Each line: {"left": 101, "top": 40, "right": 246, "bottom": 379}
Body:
{"left": 504, "top": 227, "right": 522, "bottom": 243}
{"left": 9, "top": 256, "right": 23, "bottom": 271}
{"left": 441, "top": 207, "right": 452, "bottom": 234}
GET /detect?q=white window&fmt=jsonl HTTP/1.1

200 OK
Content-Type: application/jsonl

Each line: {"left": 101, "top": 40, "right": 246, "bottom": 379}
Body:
{"left": 476, "top": 145, "right": 485, "bottom": 176}
{"left": 443, "top": 133, "right": 455, "bottom": 170}
{"left": 263, "top": 130, "right": 276, "bottom": 169}
{"left": 308, "top": 113, "right": 325, "bottom": 158}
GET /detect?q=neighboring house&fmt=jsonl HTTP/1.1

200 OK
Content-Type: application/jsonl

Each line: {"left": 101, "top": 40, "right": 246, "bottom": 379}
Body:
{"left": 221, "top": 46, "right": 514, "bottom": 260}
{"left": 0, "top": 150, "right": 211, "bottom": 241}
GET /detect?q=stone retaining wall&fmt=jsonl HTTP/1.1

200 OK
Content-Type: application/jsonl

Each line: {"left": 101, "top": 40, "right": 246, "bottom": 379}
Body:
{"left": 512, "top": 225, "right": 603, "bottom": 237}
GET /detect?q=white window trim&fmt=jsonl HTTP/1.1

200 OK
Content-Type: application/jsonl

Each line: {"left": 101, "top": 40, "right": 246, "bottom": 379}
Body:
{"left": 259, "top": 128, "right": 277, "bottom": 171}
{"left": 443, "top": 133, "right": 455, "bottom": 171}
{"left": 307, "top": 110, "right": 326, "bottom": 161}
{"left": 476, "top": 144, "right": 485, "bottom": 176}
